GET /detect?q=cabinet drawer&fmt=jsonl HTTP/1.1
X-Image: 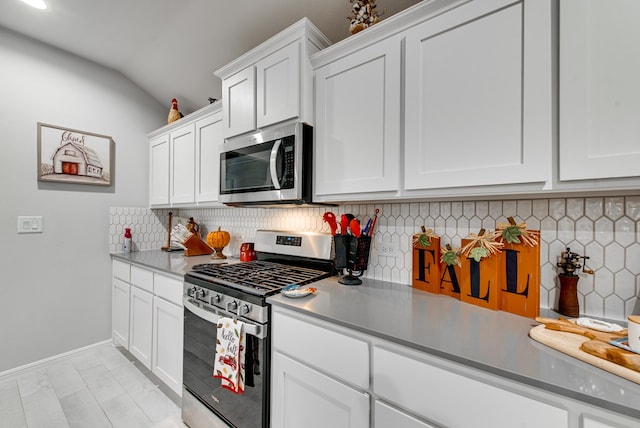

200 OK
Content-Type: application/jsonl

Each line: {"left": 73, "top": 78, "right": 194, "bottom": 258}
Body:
{"left": 130, "top": 265, "right": 153, "bottom": 293}
{"left": 375, "top": 401, "right": 437, "bottom": 428}
{"left": 373, "top": 346, "right": 567, "bottom": 427}
{"left": 154, "top": 273, "right": 183, "bottom": 306}
{"left": 112, "top": 260, "right": 130, "bottom": 282}
{"left": 273, "top": 310, "right": 369, "bottom": 389}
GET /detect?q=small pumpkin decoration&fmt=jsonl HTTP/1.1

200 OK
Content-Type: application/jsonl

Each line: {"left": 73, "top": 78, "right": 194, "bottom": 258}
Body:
{"left": 206, "top": 226, "right": 230, "bottom": 259}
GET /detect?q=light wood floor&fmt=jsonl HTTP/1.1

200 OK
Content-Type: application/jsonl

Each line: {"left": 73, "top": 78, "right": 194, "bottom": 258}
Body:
{"left": 0, "top": 343, "right": 188, "bottom": 428}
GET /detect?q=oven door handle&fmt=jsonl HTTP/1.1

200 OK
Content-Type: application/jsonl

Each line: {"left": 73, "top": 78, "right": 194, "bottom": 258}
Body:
{"left": 183, "top": 297, "right": 266, "bottom": 339}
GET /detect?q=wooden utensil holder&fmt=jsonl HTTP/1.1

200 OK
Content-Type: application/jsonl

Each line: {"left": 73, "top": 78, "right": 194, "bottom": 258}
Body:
{"left": 182, "top": 234, "right": 214, "bottom": 257}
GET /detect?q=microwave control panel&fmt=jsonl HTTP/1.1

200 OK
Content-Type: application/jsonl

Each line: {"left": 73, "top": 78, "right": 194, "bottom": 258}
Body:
{"left": 281, "top": 135, "right": 295, "bottom": 189}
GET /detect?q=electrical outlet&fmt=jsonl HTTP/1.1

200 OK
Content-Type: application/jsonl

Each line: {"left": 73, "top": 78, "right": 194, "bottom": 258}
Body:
{"left": 380, "top": 241, "right": 399, "bottom": 257}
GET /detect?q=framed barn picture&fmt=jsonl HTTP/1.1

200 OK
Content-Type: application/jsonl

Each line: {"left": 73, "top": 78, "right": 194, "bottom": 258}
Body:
{"left": 37, "top": 122, "right": 113, "bottom": 186}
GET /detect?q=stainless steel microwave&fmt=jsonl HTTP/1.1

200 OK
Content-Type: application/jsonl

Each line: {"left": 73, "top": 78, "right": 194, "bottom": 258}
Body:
{"left": 219, "top": 121, "right": 313, "bottom": 206}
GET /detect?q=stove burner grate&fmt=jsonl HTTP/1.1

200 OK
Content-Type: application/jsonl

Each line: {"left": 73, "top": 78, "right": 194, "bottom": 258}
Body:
{"left": 190, "top": 261, "right": 329, "bottom": 292}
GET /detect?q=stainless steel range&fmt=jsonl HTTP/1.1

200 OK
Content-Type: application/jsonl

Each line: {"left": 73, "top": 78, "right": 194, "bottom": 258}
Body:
{"left": 181, "top": 230, "right": 333, "bottom": 428}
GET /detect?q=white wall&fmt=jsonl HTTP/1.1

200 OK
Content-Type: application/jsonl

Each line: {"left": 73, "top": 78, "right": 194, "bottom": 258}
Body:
{"left": 0, "top": 27, "right": 164, "bottom": 372}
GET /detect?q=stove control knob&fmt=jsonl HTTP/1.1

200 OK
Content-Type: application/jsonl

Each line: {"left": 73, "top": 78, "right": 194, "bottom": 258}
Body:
{"left": 240, "top": 304, "right": 250, "bottom": 315}
{"left": 226, "top": 301, "right": 238, "bottom": 312}
{"left": 195, "top": 289, "right": 205, "bottom": 299}
{"left": 187, "top": 287, "right": 197, "bottom": 297}
{"left": 210, "top": 294, "right": 221, "bottom": 304}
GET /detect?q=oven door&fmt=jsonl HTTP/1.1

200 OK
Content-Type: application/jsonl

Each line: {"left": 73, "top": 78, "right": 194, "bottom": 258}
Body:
{"left": 182, "top": 297, "right": 269, "bottom": 428}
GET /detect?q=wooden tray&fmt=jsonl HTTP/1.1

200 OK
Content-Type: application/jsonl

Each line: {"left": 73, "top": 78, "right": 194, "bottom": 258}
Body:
{"left": 530, "top": 324, "right": 640, "bottom": 384}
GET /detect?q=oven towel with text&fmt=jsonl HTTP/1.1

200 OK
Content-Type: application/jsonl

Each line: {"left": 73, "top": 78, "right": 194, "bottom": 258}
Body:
{"left": 213, "top": 317, "right": 246, "bottom": 394}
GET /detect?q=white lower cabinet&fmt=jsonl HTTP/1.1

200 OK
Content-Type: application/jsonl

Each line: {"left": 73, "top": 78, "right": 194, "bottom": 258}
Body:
{"left": 374, "top": 401, "right": 436, "bottom": 428}
{"left": 111, "top": 259, "right": 184, "bottom": 396}
{"left": 373, "top": 346, "right": 567, "bottom": 427}
{"left": 152, "top": 296, "right": 183, "bottom": 395}
{"left": 111, "top": 277, "right": 130, "bottom": 348}
{"left": 129, "top": 285, "right": 153, "bottom": 368}
{"left": 272, "top": 352, "right": 369, "bottom": 428}
{"left": 271, "top": 309, "right": 370, "bottom": 427}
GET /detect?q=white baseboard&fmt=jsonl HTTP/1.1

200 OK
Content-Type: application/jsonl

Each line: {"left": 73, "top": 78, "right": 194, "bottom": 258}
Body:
{"left": 0, "top": 339, "right": 113, "bottom": 379}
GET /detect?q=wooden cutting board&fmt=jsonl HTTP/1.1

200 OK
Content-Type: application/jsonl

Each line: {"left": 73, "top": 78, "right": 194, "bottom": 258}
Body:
{"left": 529, "top": 323, "right": 640, "bottom": 384}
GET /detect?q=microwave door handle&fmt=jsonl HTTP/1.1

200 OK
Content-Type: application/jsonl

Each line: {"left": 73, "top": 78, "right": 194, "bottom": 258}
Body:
{"left": 269, "top": 139, "right": 282, "bottom": 190}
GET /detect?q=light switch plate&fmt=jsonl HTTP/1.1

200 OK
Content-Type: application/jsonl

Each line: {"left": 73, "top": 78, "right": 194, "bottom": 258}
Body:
{"left": 17, "top": 216, "right": 43, "bottom": 233}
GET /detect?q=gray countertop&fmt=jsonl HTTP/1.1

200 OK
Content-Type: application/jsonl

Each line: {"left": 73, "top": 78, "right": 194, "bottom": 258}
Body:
{"left": 267, "top": 276, "right": 640, "bottom": 420}
{"left": 111, "top": 250, "right": 639, "bottom": 419}
{"left": 110, "top": 250, "right": 234, "bottom": 277}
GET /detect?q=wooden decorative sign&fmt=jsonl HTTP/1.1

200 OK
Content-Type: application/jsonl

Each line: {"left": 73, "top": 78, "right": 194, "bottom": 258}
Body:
{"left": 412, "top": 228, "right": 441, "bottom": 294}
{"left": 440, "top": 263, "right": 462, "bottom": 299}
{"left": 496, "top": 218, "right": 541, "bottom": 318}
{"left": 459, "top": 230, "right": 504, "bottom": 311}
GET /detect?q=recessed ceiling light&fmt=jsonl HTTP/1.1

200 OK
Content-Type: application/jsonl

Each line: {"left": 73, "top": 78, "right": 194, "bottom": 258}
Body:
{"left": 20, "top": 0, "right": 47, "bottom": 9}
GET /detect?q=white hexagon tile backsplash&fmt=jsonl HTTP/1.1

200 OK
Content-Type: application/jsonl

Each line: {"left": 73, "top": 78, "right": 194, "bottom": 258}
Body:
{"left": 110, "top": 195, "right": 640, "bottom": 322}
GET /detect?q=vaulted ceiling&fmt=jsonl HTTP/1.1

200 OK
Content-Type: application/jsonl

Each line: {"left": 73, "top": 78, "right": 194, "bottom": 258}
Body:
{"left": 1, "top": 0, "right": 421, "bottom": 114}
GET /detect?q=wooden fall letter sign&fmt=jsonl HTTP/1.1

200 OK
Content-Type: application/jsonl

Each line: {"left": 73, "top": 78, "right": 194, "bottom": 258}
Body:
{"left": 459, "top": 240, "right": 501, "bottom": 311}
{"left": 412, "top": 236, "right": 441, "bottom": 294}
{"left": 499, "top": 238, "right": 540, "bottom": 318}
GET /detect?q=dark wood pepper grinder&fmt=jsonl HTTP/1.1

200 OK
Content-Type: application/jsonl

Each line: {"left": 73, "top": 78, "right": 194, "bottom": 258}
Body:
{"left": 556, "top": 247, "right": 593, "bottom": 317}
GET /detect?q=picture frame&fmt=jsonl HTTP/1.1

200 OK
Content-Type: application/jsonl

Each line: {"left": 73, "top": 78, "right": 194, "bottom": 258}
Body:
{"left": 37, "top": 122, "right": 113, "bottom": 186}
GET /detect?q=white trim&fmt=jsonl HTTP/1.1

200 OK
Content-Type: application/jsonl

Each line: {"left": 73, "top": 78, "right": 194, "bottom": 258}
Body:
{"left": 0, "top": 339, "right": 113, "bottom": 379}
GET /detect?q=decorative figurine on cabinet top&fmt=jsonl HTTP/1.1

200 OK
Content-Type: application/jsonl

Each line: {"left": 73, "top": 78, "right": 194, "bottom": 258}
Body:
{"left": 348, "top": 0, "right": 386, "bottom": 34}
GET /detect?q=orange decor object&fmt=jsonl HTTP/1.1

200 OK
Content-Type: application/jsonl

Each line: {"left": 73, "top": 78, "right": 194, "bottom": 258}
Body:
{"left": 459, "top": 230, "right": 504, "bottom": 311}
{"left": 439, "top": 244, "right": 462, "bottom": 299}
{"left": 498, "top": 238, "right": 540, "bottom": 318}
{"left": 206, "top": 226, "right": 231, "bottom": 259}
{"left": 411, "top": 228, "right": 441, "bottom": 294}
{"left": 496, "top": 218, "right": 541, "bottom": 318}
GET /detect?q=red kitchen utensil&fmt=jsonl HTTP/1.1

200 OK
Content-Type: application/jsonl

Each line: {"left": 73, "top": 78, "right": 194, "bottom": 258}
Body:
{"left": 349, "top": 218, "right": 361, "bottom": 238}
{"left": 369, "top": 208, "right": 379, "bottom": 236}
{"left": 323, "top": 212, "right": 338, "bottom": 236}
{"left": 340, "top": 214, "right": 350, "bottom": 235}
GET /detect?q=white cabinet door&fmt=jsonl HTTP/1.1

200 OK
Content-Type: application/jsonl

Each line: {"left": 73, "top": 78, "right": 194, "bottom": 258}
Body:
{"left": 152, "top": 297, "right": 183, "bottom": 395}
{"left": 170, "top": 123, "right": 196, "bottom": 204}
{"left": 314, "top": 34, "right": 401, "bottom": 198}
{"left": 271, "top": 352, "right": 369, "bottom": 428}
{"left": 404, "top": 0, "right": 551, "bottom": 190}
{"left": 256, "top": 41, "right": 300, "bottom": 128}
{"left": 149, "top": 134, "right": 170, "bottom": 206}
{"left": 222, "top": 66, "right": 256, "bottom": 138}
{"left": 129, "top": 286, "right": 153, "bottom": 369}
{"left": 112, "top": 277, "right": 130, "bottom": 348}
{"left": 559, "top": 0, "right": 640, "bottom": 181}
{"left": 195, "top": 111, "right": 223, "bottom": 204}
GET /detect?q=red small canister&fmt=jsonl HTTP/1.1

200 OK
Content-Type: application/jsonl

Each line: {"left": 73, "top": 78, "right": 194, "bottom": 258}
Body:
{"left": 240, "top": 242, "right": 256, "bottom": 262}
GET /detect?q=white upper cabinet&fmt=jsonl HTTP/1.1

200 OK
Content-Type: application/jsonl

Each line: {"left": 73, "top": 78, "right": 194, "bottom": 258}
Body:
{"left": 256, "top": 41, "right": 301, "bottom": 129}
{"left": 559, "top": 0, "right": 640, "bottom": 182}
{"left": 221, "top": 66, "right": 256, "bottom": 138}
{"left": 215, "top": 18, "right": 331, "bottom": 139}
{"left": 169, "top": 123, "right": 196, "bottom": 205}
{"left": 149, "top": 134, "right": 170, "bottom": 206}
{"left": 195, "top": 110, "right": 223, "bottom": 204}
{"left": 148, "top": 101, "right": 223, "bottom": 208}
{"left": 312, "top": 0, "right": 552, "bottom": 202}
{"left": 404, "top": 0, "right": 552, "bottom": 192}
{"left": 313, "top": 34, "right": 402, "bottom": 199}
